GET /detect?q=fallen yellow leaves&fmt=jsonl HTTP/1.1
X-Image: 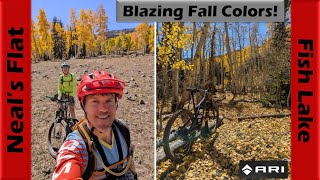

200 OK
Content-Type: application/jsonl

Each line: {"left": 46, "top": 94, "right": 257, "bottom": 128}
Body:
{"left": 157, "top": 101, "right": 291, "bottom": 179}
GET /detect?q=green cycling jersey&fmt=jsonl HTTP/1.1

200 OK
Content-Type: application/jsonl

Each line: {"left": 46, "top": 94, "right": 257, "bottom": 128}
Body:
{"left": 58, "top": 73, "right": 77, "bottom": 98}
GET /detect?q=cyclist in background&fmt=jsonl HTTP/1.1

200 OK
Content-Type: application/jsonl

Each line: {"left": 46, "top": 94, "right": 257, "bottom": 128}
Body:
{"left": 58, "top": 62, "right": 77, "bottom": 121}
{"left": 52, "top": 70, "right": 137, "bottom": 180}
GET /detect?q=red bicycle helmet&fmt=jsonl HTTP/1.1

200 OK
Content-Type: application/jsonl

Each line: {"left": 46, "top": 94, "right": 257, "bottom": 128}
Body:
{"left": 77, "top": 70, "right": 125, "bottom": 103}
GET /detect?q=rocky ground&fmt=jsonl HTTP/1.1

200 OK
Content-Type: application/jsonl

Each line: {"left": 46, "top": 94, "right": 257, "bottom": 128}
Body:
{"left": 31, "top": 55, "right": 154, "bottom": 179}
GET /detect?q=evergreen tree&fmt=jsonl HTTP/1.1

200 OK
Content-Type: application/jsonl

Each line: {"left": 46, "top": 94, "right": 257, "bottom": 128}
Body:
{"left": 52, "top": 17, "right": 67, "bottom": 59}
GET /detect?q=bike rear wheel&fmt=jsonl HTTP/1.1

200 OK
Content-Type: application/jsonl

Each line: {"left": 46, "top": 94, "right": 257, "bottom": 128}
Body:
{"left": 47, "top": 119, "right": 71, "bottom": 159}
{"left": 163, "top": 109, "right": 197, "bottom": 162}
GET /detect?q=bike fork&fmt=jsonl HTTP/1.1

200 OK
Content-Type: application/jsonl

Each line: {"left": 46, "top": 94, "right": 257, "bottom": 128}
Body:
{"left": 53, "top": 119, "right": 62, "bottom": 139}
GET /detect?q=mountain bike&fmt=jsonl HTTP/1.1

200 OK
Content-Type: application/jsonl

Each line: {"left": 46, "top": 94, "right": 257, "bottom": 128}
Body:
{"left": 163, "top": 88, "right": 222, "bottom": 162}
{"left": 46, "top": 94, "right": 78, "bottom": 159}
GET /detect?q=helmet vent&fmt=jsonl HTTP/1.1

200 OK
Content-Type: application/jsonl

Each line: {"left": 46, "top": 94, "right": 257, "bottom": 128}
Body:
{"left": 89, "top": 73, "right": 94, "bottom": 79}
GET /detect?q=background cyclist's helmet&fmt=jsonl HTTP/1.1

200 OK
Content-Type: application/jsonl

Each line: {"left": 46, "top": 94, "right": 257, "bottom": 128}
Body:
{"left": 77, "top": 70, "right": 125, "bottom": 103}
{"left": 61, "top": 62, "right": 70, "bottom": 68}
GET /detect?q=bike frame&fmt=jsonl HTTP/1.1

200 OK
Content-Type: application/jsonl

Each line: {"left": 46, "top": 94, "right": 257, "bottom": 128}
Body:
{"left": 59, "top": 101, "right": 70, "bottom": 120}
{"left": 53, "top": 96, "right": 72, "bottom": 130}
{"left": 58, "top": 93, "right": 73, "bottom": 119}
{"left": 189, "top": 89, "right": 209, "bottom": 122}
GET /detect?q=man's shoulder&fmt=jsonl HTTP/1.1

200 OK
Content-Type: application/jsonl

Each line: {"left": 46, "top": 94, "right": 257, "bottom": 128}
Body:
{"left": 57, "top": 130, "right": 88, "bottom": 160}
{"left": 114, "top": 119, "right": 129, "bottom": 127}
{"left": 64, "top": 130, "right": 86, "bottom": 146}
{"left": 67, "top": 130, "right": 82, "bottom": 138}
{"left": 114, "top": 119, "right": 131, "bottom": 132}
{"left": 113, "top": 119, "right": 131, "bottom": 146}
{"left": 59, "top": 73, "right": 74, "bottom": 77}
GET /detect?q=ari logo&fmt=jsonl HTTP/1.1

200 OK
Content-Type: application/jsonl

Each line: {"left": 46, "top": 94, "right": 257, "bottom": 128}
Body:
{"left": 242, "top": 164, "right": 252, "bottom": 175}
{"left": 239, "top": 160, "right": 288, "bottom": 178}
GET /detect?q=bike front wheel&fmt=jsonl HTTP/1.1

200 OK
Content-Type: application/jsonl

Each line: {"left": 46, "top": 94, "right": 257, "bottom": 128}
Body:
{"left": 47, "top": 119, "right": 70, "bottom": 159}
{"left": 163, "top": 109, "right": 197, "bottom": 162}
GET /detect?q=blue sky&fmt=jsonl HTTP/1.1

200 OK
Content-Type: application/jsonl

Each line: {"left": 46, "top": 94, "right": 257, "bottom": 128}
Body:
{"left": 32, "top": 0, "right": 267, "bottom": 33}
{"left": 32, "top": 0, "right": 140, "bottom": 30}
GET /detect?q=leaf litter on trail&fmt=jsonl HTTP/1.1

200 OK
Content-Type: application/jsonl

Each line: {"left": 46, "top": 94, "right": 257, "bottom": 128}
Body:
{"left": 157, "top": 101, "right": 291, "bottom": 180}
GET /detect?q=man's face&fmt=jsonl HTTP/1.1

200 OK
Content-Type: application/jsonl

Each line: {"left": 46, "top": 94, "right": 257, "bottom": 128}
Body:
{"left": 62, "top": 67, "right": 69, "bottom": 74}
{"left": 84, "top": 93, "right": 116, "bottom": 130}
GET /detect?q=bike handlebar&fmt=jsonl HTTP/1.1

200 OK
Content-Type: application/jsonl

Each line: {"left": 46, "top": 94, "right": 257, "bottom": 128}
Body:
{"left": 45, "top": 95, "right": 72, "bottom": 103}
{"left": 186, "top": 88, "right": 216, "bottom": 94}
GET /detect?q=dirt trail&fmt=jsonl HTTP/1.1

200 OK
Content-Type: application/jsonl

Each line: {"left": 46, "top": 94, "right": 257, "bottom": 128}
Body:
{"left": 32, "top": 55, "right": 154, "bottom": 179}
